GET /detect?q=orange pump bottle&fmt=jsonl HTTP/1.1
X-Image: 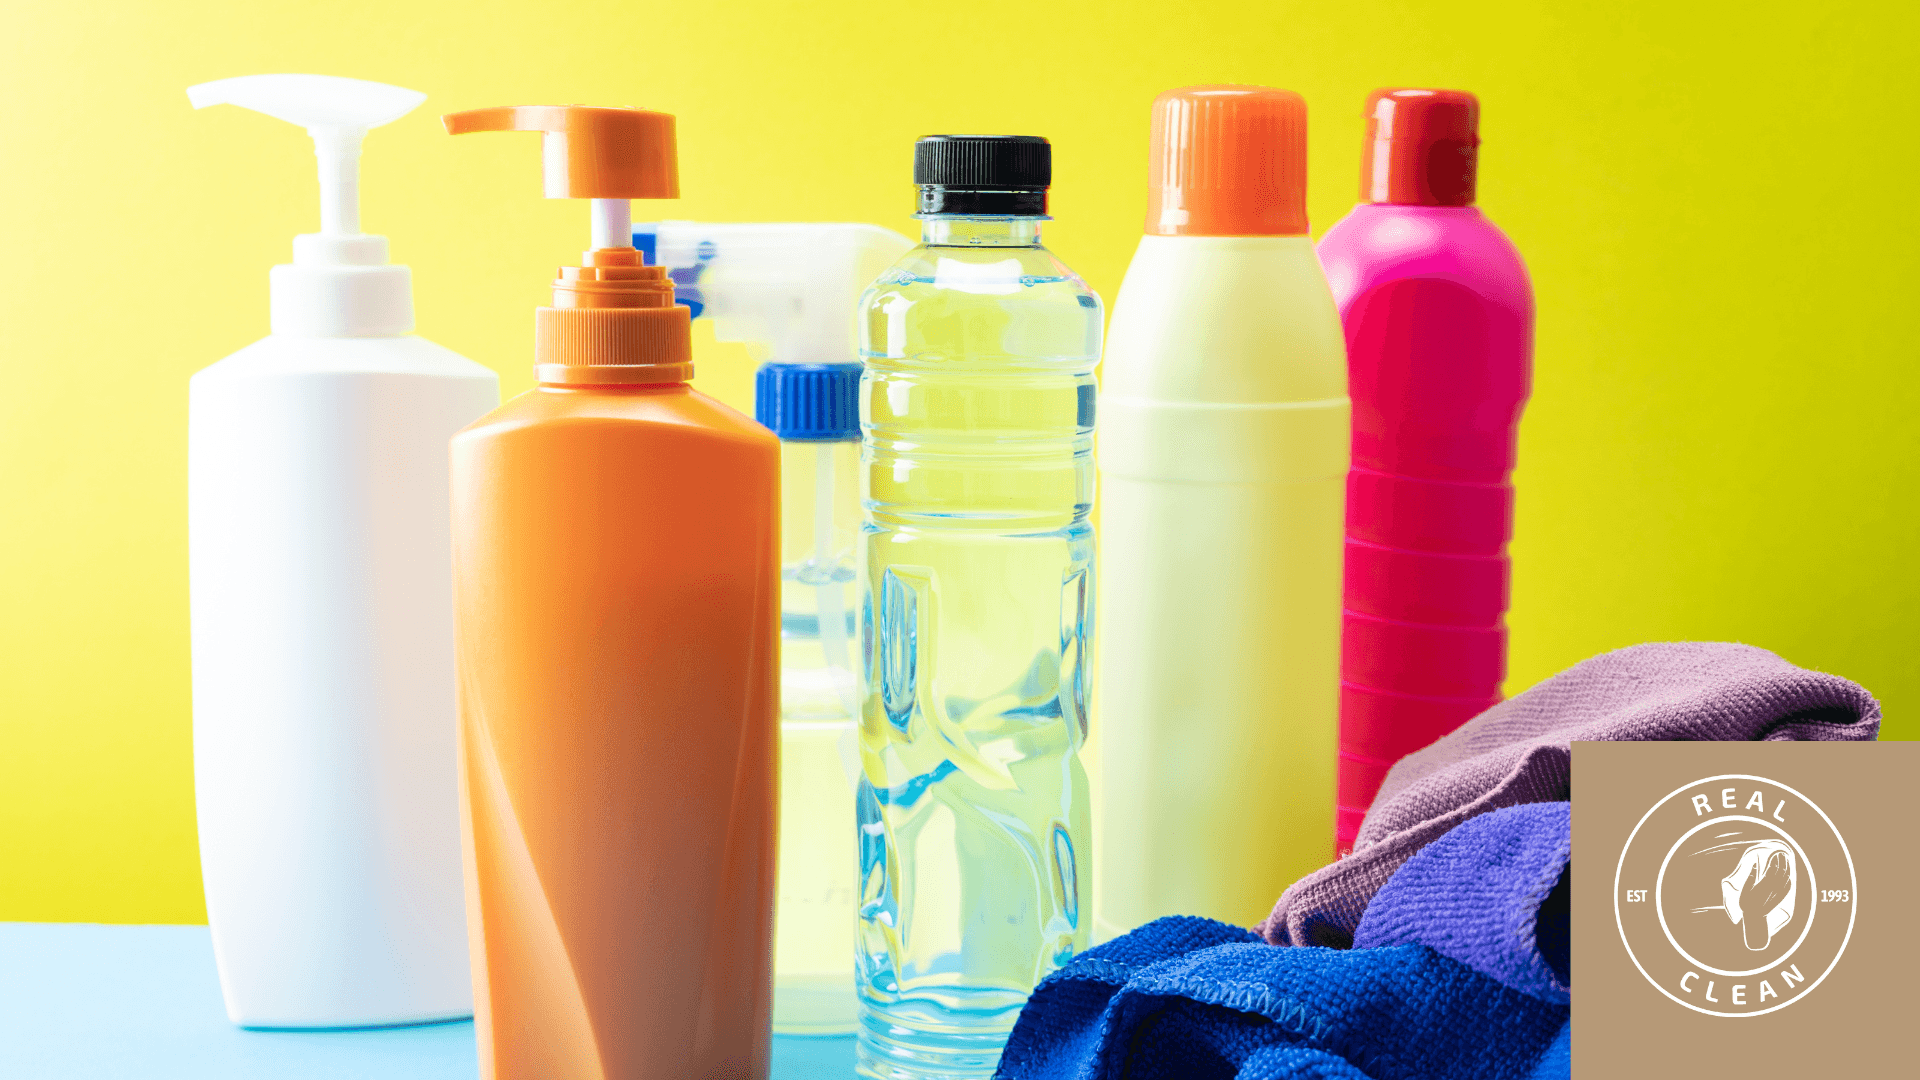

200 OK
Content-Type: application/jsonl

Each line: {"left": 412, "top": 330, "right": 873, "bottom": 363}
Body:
{"left": 444, "top": 105, "right": 779, "bottom": 1080}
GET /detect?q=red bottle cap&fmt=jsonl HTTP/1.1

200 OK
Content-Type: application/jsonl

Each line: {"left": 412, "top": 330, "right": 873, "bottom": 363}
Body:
{"left": 1361, "top": 89, "right": 1479, "bottom": 207}
{"left": 1147, "top": 85, "right": 1309, "bottom": 236}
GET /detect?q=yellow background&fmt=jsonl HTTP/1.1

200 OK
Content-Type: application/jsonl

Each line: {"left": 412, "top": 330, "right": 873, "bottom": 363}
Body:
{"left": 1, "top": 1, "right": 1912, "bottom": 923}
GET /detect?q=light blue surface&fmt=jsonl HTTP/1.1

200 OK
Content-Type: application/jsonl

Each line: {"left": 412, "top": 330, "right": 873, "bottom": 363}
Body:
{"left": 0, "top": 923, "right": 854, "bottom": 1079}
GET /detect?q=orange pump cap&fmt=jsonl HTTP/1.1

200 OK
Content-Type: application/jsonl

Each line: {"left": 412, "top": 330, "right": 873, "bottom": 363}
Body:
{"left": 444, "top": 104, "right": 687, "bottom": 380}
{"left": 1146, "top": 85, "right": 1309, "bottom": 237}
{"left": 443, "top": 105, "right": 678, "bottom": 199}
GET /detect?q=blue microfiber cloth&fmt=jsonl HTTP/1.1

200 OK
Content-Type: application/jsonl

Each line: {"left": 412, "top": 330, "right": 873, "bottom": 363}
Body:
{"left": 995, "top": 803, "right": 1572, "bottom": 1080}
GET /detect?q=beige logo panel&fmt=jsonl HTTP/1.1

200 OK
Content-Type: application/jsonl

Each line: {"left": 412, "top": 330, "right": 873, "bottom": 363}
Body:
{"left": 1574, "top": 741, "right": 1913, "bottom": 1074}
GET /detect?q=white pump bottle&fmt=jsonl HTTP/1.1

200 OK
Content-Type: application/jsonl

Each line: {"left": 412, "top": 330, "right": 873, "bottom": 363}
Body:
{"left": 636, "top": 221, "right": 911, "bottom": 1036}
{"left": 185, "top": 74, "right": 497, "bottom": 1028}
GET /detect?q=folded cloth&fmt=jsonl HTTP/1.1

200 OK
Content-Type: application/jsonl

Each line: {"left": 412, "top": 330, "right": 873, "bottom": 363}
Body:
{"left": 997, "top": 803, "right": 1573, "bottom": 1080}
{"left": 1260, "top": 642, "right": 1879, "bottom": 947}
{"left": 1353, "top": 802, "right": 1570, "bottom": 1004}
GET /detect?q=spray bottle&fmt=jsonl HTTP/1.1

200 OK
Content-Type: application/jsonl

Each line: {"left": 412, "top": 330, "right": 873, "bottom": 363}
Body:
{"left": 1096, "top": 86, "right": 1349, "bottom": 936}
{"left": 185, "top": 74, "right": 497, "bottom": 1028}
{"left": 446, "top": 109, "right": 779, "bottom": 1079}
{"left": 1319, "top": 90, "right": 1533, "bottom": 856}
{"left": 635, "top": 221, "right": 912, "bottom": 1037}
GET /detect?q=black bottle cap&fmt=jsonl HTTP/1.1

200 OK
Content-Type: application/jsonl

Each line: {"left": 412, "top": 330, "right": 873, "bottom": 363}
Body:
{"left": 914, "top": 135, "right": 1050, "bottom": 216}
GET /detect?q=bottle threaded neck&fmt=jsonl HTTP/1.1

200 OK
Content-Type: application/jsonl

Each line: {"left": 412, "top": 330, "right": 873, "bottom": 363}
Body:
{"left": 921, "top": 217, "right": 1042, "bottom": 247}
{"left": 535, "top": 247, "right": 692, "bottom": 384}
{"left": 551, "top": 248, "right": 675, "bottom": 308}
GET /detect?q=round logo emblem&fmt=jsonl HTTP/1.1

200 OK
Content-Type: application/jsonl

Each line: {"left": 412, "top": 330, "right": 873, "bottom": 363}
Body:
{"left": 1614, "top": 774, "right": 1856, "bottom": 1017}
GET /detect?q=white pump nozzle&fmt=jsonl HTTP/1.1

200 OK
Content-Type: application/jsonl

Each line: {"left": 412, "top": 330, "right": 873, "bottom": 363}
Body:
{"left": 189, "top": 74, "right": 424, "bottom": 239}
{"left": 189, "top": 74, "right": 426, "bottom": 337}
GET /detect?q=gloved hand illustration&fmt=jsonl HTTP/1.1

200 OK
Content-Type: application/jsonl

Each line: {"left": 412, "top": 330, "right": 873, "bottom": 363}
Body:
{"left": 1738, "top": 849, "right": 1791, "bottom": 949}
{"left": 1719, "top": 840, "right": 1796, "bottom": 951}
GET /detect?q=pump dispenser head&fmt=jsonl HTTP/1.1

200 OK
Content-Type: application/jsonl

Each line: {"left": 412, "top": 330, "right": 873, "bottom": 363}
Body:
{"left": 1362, "top": 89, "right": 1480, "bottom": 207}
{"left": 189, "top": 74, "right": 426, "bottom": 337}
{"left": 445, "top": 105, "right": 686, "bottom": 383}
{"left": 1147, "top": 85, "right": 1309, "bottom": 237}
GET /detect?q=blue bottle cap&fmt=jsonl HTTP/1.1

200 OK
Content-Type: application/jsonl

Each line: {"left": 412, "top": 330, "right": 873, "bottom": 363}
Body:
{"left": 755, "top": 363, "right": 862, "bottom": 441}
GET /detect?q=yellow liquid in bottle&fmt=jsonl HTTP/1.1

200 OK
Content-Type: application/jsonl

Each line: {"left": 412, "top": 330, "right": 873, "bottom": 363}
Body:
{"left": 855, "top": 217, "right": 1100, "bottom": 1076}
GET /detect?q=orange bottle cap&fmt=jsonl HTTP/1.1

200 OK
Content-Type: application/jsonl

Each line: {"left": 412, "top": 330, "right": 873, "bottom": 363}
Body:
{"left": 1147, "top": 85, "right": 1309, "bottom": 237}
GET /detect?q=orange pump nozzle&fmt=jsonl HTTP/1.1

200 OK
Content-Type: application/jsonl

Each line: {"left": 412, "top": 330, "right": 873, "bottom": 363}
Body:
{"left": 443, "top": 105, "right": 678, "bottom": 199}
{"left": 445, "top": 104, "right": 688, "bottom": 382}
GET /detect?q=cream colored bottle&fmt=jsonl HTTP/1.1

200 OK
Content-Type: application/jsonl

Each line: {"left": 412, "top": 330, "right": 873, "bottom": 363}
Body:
{"left": 1095, "top": 85, "right": 1349, "bottom": 939}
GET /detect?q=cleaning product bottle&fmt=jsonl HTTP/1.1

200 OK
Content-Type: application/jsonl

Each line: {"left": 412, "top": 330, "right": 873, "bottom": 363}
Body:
{"left": 186, "top": 74, "right": 497, "bottom": 1029}
{"left": 634, "top": 221, "right": 913, "bottom": 1037}
{"left": 1321, "top": 89, "right": 1533, "bottom": 856}
{"left": 1095, "top": 86, "right": 1349, "bottom": 938}
{"left": 855, "top": 136, "right": 1099, "bottom": 1079}
{"left": 445, "top": 107, "right": 779, "bottom": 1080}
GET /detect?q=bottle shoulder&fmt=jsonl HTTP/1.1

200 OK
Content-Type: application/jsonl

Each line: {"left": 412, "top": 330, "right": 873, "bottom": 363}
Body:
{"left": 1101, "top": 235, "right": 1347, "bottom": 405}
{"left": 860, "top": 242, "right": 1101, "bottom": 312}
{"left": 194, "top": 334, "right": 500, "bottom": 385}
{"left": 857, "top": 242, "right": 1102, "bottom": 376}
{"left": 1318, "top": 205, "right": 1532, "bottom": 318}
{"left": 458, "top": 385, "right": 778, "bottom": 453}
{"left": 893, "top": 239, "right": 1086, "bottom": 274}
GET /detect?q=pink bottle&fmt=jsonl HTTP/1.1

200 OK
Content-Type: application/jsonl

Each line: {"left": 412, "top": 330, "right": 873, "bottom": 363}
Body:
{"left": 1319, "top": 89, "right": 1533, "bottom": 856}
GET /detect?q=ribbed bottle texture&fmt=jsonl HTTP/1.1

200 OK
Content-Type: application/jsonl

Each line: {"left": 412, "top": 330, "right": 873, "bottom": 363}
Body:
{"left": 533, "top": 251, "right": 691, "bottom": 381}
{"left": 1324, "top": 197, "right": 1532, "bottom": 857}
{"left": 913, "top": 136, "right": 1051, "bottom": 188}
{"left": 756, "top": 364, "right": 862, "bottom": 440}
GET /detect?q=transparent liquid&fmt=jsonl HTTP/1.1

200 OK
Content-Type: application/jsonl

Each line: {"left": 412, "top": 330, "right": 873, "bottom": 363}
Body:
{"left": 854, "top": 218, "right": 1100, "bottom": 1078}
{"left": 774, "top": 439, "right": 862, "bottom": 1036}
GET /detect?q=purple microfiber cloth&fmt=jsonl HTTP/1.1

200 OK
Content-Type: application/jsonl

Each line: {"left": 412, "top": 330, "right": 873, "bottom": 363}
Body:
{"left": 1261, "top": 641, "right": 1879, "bottom": 948}
{"left": 1353, "top": 802, "right": 1571, "bottom": 1004}
{"left": 995, "top": 803, "right": 1575, "bottom": 1080}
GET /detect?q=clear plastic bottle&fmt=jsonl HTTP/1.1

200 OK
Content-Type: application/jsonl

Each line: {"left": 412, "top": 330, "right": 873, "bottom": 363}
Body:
{"left": 854, "top": 136, "right": 1100, "bottom": 1078}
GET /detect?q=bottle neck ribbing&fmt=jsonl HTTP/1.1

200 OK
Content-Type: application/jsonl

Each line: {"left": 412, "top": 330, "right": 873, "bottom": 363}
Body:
{"left": 533, "top": 247, "right": 692, "bottom": 386}
{"left": 921, "top": 217, "right": 1042, "bottom": 248}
